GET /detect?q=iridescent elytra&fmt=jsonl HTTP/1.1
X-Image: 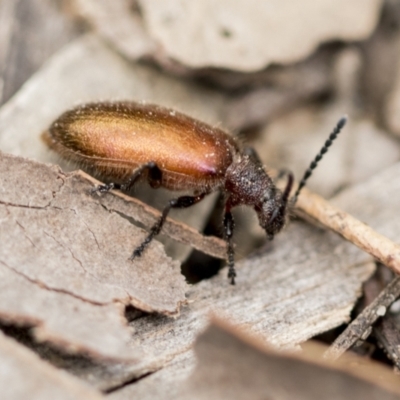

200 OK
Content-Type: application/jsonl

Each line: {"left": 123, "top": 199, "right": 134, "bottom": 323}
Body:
{"left": 43, "top": 102, "right": 347, "bottom": 284}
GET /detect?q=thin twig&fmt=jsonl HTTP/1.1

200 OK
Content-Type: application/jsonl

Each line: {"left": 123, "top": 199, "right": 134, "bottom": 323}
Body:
{"left": 295, "top": 187, "right": 400, "bottom": 276}
{"left": 363, "top": 267, "right": 400, "bottom": 369}
{"left": 324, "top": 276, "right": 400, "bottom": 360}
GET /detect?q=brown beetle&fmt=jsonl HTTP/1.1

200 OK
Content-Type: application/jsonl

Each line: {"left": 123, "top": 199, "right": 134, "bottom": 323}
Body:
{"left": 43, "top": 102, "right": 346, "bottom": 284}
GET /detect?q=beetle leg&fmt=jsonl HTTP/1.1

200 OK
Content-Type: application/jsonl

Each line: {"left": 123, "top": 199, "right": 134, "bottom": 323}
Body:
{"left": 130, "top": 192, "right": 209, "bottom": 260}
{"left": 92, "top": 161, "right": 162, "bottom": 193}
{"left": 273, "top": 168, "right": 292, "bottom": 183}
{"left": 223, "top": 203, "right": 236, "bottom": 285}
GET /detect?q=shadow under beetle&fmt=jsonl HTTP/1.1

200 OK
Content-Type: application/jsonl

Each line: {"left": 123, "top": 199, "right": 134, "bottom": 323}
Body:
{"left": 43, "top": 102, "right": 346, "bottom": 284}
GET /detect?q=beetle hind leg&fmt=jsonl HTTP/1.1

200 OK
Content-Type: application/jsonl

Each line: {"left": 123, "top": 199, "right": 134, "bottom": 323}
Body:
{"left": 92, "top": 161, "right": 162, "bottom": 194}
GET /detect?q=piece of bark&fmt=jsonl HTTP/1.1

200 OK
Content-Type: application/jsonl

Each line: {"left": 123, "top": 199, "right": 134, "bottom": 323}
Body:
{"left": 108, "top": 351, "right": 196, "bottom": 400}
{"left": 112, "top": 318, "right": 400, "bottom": 400}
{"left": 0, "top": 152, "right": 188, "bottom": 361}
{"left": 0, "top": 330, "right": 104, "bottom": 400}
{"left": 1, "top": 152, "right": 187, "bottom": 313}
{"left": 137, "top": 0, "right": 383, "bottom": 71}
{"left": 178, "top": 318, "right": 400, "bottom": 400}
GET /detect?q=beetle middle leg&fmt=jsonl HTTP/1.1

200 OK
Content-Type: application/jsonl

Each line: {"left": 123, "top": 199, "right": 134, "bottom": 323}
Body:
{"left": 92, "top": 161, "right": 162, "bottom": 193}
{"left": 130, "top": 192, "right": 209, "bottom": 260}
{"left": 223, "top": 201, "right": 236, "bottom": 285}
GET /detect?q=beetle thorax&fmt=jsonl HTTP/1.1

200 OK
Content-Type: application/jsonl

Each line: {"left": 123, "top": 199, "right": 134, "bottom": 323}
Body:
{"left": 225, "top": 155, "right": 276, "bottom": 208}
{"left": 225, "top": 155, "right": 287, "bottom": 238}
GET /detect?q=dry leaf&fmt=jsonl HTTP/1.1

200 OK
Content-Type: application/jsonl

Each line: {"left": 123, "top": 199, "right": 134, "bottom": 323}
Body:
{"left": 137, "top": 0, "right": 383, "bottom": 71}
{"left": 71, "top": 0, "right": 157, "bottom": 61}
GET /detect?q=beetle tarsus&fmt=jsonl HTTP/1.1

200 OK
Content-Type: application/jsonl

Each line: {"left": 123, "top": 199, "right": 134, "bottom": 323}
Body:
{"left": 91, "top": 182, "right": 120, "bottom": 194}
{"left": 130, "top": 244, "right": 146, "bottom": 260}
{"left": 228, "top": 268, "right": 236, "bottom": 285}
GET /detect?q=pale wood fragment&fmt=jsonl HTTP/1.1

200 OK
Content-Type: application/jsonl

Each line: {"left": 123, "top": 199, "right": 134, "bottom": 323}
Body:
{"left": 0, "top": 331, "right": 104, "bottom": 400}
{"left": 138, "top": 0, "right": 383, "bottom": 71}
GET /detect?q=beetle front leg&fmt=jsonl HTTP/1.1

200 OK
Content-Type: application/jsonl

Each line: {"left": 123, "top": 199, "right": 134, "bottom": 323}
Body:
{"left": 130, "top": 192, "right": 208, "bottom": 260}
{"left": 223, "top": 206, "right": 236, "bottom": 285}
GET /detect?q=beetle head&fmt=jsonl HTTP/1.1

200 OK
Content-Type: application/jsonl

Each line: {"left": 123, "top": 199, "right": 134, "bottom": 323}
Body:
{"left": 257, "top": 173, "right": 294, "bottom": 240}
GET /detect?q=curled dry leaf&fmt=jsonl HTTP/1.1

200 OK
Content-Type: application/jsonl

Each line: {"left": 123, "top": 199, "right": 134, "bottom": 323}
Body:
{"left": 0, "top": 331, "right": 104, "bottom": 400}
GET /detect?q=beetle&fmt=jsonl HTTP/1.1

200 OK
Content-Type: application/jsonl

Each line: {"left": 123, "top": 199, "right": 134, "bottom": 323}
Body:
{"left": 42, "top": 102, "right": 346, "bottom": 284}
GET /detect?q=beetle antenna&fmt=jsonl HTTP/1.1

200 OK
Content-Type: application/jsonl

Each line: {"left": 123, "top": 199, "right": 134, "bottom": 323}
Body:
{"left": 292, "top": 116, "right": 347, "bottom": 204}
{"left": 281, "top": 172, "right": 294, "bottom": 209}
